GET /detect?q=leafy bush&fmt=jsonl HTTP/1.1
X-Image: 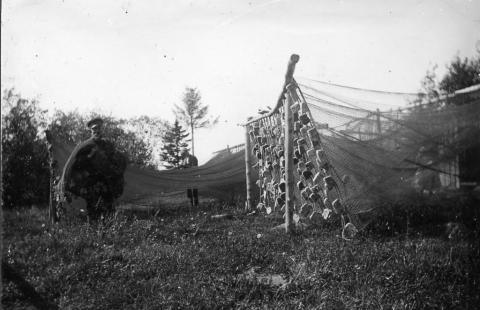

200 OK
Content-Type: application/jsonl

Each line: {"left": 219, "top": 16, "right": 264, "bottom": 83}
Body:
{"left": 1, "top": 90, "right": 49, "bottom": 208}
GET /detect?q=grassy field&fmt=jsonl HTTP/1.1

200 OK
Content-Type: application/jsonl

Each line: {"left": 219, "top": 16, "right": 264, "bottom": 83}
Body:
{"left": 2, "top": 197, "right": 480, "bottom": 309}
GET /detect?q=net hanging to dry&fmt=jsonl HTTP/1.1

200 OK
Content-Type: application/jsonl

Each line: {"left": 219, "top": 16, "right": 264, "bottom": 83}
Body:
{"left": 246, "top": 77, "right": 480, "bottom": 232}
{"left": 48, "top": 55, "right": 480, "bottom": 234}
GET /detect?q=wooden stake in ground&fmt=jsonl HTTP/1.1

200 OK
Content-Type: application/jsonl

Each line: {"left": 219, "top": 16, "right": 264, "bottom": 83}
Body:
{"left": 284, "top": 85, "right": 295, "bottom": 234}
{"left": 45, "top": 130, "right": 58, "bottom": 224}
{"left": 245, "top": 125, "right": 253, "bottom": 212}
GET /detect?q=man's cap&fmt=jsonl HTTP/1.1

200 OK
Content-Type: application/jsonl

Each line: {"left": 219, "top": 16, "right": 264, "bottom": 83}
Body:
{"left": 87, "top": 117, "right": 104, "bottom": 129}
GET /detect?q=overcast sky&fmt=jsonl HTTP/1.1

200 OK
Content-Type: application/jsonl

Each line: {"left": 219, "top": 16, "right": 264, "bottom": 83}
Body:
{"left": 2, "top": 0, "right": 480, "bottom": 163}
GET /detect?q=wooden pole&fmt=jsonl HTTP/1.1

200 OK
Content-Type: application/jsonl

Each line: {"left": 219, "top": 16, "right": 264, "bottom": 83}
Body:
{"left": 191, "top": 123, "right": 195, "bottom": 156}
{"left": 45, "top": 130, "right": 57, "bottom": 224}
{"left": 284, "top": 86, "right": 295, "bottom": 234}
{"left": 283, "top": 55, "right": 300, "bottom": 234}
{"left": 245, "top": 125, "right": 253, "bottom": 211}
{"left": 241, "top": 54, "right": 299, "bottom": 127}
{"left": 1, "top": 104, "right": 3, "bottom": 295}
{"left": 49, "top": 161, "right": 54, "bottom": 224}
{"left": 376, "top": 108, "right": 382, "bottom": 135}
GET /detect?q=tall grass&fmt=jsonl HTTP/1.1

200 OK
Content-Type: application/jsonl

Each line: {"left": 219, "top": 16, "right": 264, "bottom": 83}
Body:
{"left": 2, "top": 199, "right": 479, "bottom": 309}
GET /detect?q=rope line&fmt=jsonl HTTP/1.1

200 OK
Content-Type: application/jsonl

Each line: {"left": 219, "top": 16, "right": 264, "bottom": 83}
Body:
{"left": 298, "top": 76, "right": 423, "bottom": 97}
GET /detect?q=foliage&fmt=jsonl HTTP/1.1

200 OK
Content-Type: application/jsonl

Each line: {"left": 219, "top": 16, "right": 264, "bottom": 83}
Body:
{"left": 415, "top": 53, "right": 480, "bottom": 104}
{"left": 124, "top": 116, "right": 167, "bottom": 168}
{"left": 160, "top": 119, "right": 190, "bottom": 169}
{"left": 439, "top": 54, "right": 480, "bottom": 94}
{"left": 100, "top": 116, "right": 153, "bottom": 168}
{"left": 414, "top": 65, "right": 440, "bottom": 104}
{"left": 1, "top": 89, "right": 49, "bottom": 208}
{"left": 48, "top": 110, "right": 89, "bottom": 144}
{"left": 2, "top": 201, "right": 479, "bottom": 309}
{"left": 174, "top": 87, "right": 218, "bottom": 156}
{"left": 48, "top": 111, "right": 155, "bottom": 169}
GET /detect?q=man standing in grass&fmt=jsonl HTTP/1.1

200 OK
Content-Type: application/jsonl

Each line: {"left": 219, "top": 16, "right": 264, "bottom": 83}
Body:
{"left": 60, "top": 117, "right": 127, "bottom": 220}
{"left": 181, "top": 149, "right": 199, "bottom": 207}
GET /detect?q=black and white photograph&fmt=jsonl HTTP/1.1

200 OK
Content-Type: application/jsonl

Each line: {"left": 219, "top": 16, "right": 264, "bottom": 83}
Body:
{"left": 1, "top": 0, "right": 480, "bottom": 309}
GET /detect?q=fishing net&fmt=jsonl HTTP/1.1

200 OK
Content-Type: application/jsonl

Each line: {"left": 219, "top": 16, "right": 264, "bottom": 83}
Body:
{"left": 50, "top": 137, "right": 250, "bottom": 207}
{"left": 49, "top": 67, "right": 479, "bottom": 234}
{"left": 300, "top": 80, "right": 480, "bottom": 196}
{"left": 247, "top": 80, "right": 480, "bottom": 234}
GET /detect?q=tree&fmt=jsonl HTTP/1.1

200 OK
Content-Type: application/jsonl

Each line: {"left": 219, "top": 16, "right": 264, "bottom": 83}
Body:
{"left": 48, "top": 109, "right": 89, "bottom": 144}
{"left": 439, "top": 54, "right": 480, "bottom": 93}
{"left": 1, "top": 89, "right": 49, "bottom": 208}
{"left": 48, "top": 111, "right": 155, "bottom": 169}
{"left": 124, "top": 115, "right": 167, "bottom": 168}
{"left": 174, "top": 87, "right": 218, "bottom": 156}
{"left": 160, "top": 120, "right": 190, "bottom": 169}
{"left": 99, "top": 115, "right": 153, "bottom": 168}
{"left": 413, "top": 53, "right": 480, "bottom": 105}
{"left": 414, "top": 64, "right": 440, "bottom": 105}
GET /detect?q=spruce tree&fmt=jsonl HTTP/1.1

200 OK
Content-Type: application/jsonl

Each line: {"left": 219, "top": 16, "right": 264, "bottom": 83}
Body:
{"left": 160, "top": 120, "right": 190, "bottom": 169}
{"left": 174, "top": 87, "right": 218, "bottom": 156}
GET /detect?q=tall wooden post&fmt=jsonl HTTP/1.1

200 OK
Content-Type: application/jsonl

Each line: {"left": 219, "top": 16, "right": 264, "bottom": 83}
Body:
{"left": 284, "top": 87, "right": 295, "bottom": 233}
{"left": 283, "top": 54, "right": 300, "bottom": 234}
{"left": 245, "top": 125, "right": 253, "bottom": 211}
{"left": 1, "top": 106, "right": 3, "bottom": 290}
{"left": 45, "top": 130, "right": 58, "bottom": 224}
{"left": 376, "top": 108, "right": 382, "bottom": 135}
{"left": 191, "top": 124, "right": 195, "bottom": 156}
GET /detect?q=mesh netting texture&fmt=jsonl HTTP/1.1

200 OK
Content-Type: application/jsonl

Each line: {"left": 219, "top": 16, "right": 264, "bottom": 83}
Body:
{"left": 248, "top": 82, "right": 480, "bottom": 232}
{"left": 50, "top": 79, "right": 480, "bottom": 233}
{"left": 52, "top": 137, "right": 249, "bottom": 205}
